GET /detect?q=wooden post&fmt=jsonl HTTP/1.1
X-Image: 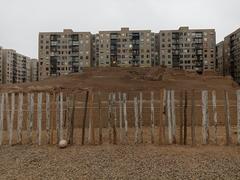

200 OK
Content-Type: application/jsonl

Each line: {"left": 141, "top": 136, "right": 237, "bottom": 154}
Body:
{"left": 212, "top": 90, "right": 218, "bottom": 144}
{"left": 162, "top": 89, "right": 167, "bottom": 144}
{"left": 67, "top": 94, "right": 75, "bottom": 145}
{"left": 112, "top": 93, "right": 117, "bottom": 145}
{"left": 37, "top": 93, "right": 42, "bottom": 145}
{"left": 64, "top": 101, "right": 67, "bottom": 129}
{"left": 150, "top": 91, "right": 155, "bottom": 144}
{"left": 134, "top": 97, "right": 139, "bottom": 144}
{"left": 27, "top": 93, "right": 30, "bottom": 143}
{"left": 202, "top": 90, "right": 209, "bottom": 145}
{"left": 17, "top": 93, "right": 23, "bottom": 144}
{"left": 27, "top": 93, "right": 34, "bottom": 144}
{"left": 171, "top": 90, "right": 176, "bottom": 144}
{"left": 56, "top": 94, "right": 60, "bottom": 143}
{"left": 66, "top": 96, "right": 70, "bottom": 143}
{"left": 237, "top": 90, "right": 240, "bottom": 145}
{"left": 0, "top": 94, "right": 4, "bottom": 145}
{"left": 123, "top": 93, "right": 128, "bottom": 144}
{"left": 179, "top": 91, "right": 183, "bottom": 145}
{"left": 98, "top": 92, "right": 102, "bottom": 145}
{"left": 159, "top": 90, "right": 163, "bottom": 145}
{"left": 191, "top": 90, "right": 196, "bottom": 146}
{"left": 59, "top": 92, "right": 63, "bottom": 141}
{"left": 107, "top": 93, "right": 112, "bottom": 144}
{"left": 139, "top": 92, "right": 143, "bottom": 143}
{"left": 183, "top": 90, "right": 188, "bottom": 145}
{"left": 88, "top": 91, "right": 95, "bottom": 145}
{"left": 224, "top": 90, "right": 231, "bottom": 145}
{"left": 70, "top": 95, "right": 75, "bottom": 144}
{"left": 5, "top": 93, "right": 10, "bottom": 145}
{"left": 50, "top": 93, "right": 55, "bottom": 144}
{"left": 167, "top": 90, "right": 172, "bottom": 144}
{"left": 46, "top": 92, "right": 51, "bottom": 144}
{"left": 118, "top": 92, "right": 123, "bottom": 143}
{"left": 82, "top": 91, "right": 89, "bottom": 145}
{"left": 9, "top": 93, "right": 15, "bottom": 145}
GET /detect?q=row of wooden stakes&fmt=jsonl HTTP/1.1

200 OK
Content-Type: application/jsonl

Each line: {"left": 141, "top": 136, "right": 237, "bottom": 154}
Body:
{"left": 0, "top": 89, "right": 239, "bottom": 146}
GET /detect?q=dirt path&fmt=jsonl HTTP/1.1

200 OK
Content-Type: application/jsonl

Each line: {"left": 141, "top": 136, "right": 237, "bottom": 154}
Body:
{"left": 0, "top": 145, "right": 240, "bottom": 179}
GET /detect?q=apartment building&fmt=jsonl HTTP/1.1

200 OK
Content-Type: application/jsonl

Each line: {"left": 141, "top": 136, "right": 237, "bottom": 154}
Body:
{"left": 91, "top": 34, "right": 98, "bottom": 67}
{"left": 159, "top": 27, "right": 216, "bottom": 73}
{"left": 39, "top": 29, "right": 92, "bottom": 80}
{"left": 154, "top": 33, "right": 160, "bottom": 66}
{"left": 0, "top": 49, "right": 38, "bottom": 84}
{"left": 29, "top": 59, "right": 39, "bottom": 82}
{"left": 216, "top": 41, "right": 225, "bottom": 75}
{"left": 93, "top": 27, "right": 155, "bottom": 67}
{"left": 2, "top": 49, "right": 29, "bottom": 83}
{"left": 221, "top": 28, "right": 240, "bottom": 83}
{"left": 0, "top": 47, "right": 3, "bottom": 83}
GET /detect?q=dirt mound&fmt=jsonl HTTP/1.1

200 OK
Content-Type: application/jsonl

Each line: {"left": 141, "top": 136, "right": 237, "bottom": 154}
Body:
{"left": 0, "top": 67, "right": 238, "bottom": 93}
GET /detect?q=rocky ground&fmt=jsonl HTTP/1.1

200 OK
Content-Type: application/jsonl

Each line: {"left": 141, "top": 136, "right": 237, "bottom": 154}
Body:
{"left": 0, "top": 144, "right": 240, "bottom": 179}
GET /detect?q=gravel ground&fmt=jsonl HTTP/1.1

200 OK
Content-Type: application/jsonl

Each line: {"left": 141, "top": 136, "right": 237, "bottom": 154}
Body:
{"left": 0, "top": 145, "right": 240, "bottom": 179}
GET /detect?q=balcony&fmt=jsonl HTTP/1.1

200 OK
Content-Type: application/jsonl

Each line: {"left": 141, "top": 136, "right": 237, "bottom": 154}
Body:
{"left": 50, "top": 41, "right": 58, "bottom": 46}
{"left": 72, "top": 41, "right": 79, "bottom": 46}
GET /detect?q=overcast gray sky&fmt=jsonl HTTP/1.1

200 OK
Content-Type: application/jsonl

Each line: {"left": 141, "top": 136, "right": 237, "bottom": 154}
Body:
{"left": 0, "top": 0, "right": 239, "bottom": 58}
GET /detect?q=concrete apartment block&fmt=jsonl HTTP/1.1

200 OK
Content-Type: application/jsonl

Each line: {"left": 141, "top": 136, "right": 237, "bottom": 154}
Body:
{"left": 0, "top": 47, "right": 3, "bottom": 84}
{"left": 2, "top": 49, "right": 16, "bottom": 84}
{"left": 216, "top": 41, "right": 225, "bottom": 75}
{"left": 154, "top": 33, "right": 160, "bottom": 66}
{"left": 39, "top": 29, "right": 92, "bottom": 80}
{"left": 94, "top": 27, "right": 155, "bottom": 67}
{"left": 222, "top": 28, "right": 240, "bottom": 83}
{"left": 159, "top": 26, "right": 216, "bottom": 73}
{"left": 1, "top": 49, "right": 37, "bottom": 84}
{"left": 29, "top": 59, "right": 39, "bottom": 82}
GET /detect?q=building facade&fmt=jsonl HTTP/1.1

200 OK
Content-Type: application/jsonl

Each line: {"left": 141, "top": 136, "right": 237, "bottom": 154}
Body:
{"left": 159, "top": 27, "right": 216, "bottom": 73}
{"left": 39, "top": 29, "right": 92, "bottom": 80}
{"left": 29, "top": 59, "right": 39, "bottom": 82}
{"left": 1, "top": 49, "right": 38, "bottom": 84}
{"left": 221, "top": 28, "right": 240, "bottom": 83}
{"left": 38, "top": 27, "right": 220, "bottom": 79}
{"left": 0, "top": 47, "right": 3, "bottom": 84}
{"left": 93, "top": 28, "right": 155, "bottom": 67}
{"left": 216, "top": 41, "right": 225, "bottom": 75}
